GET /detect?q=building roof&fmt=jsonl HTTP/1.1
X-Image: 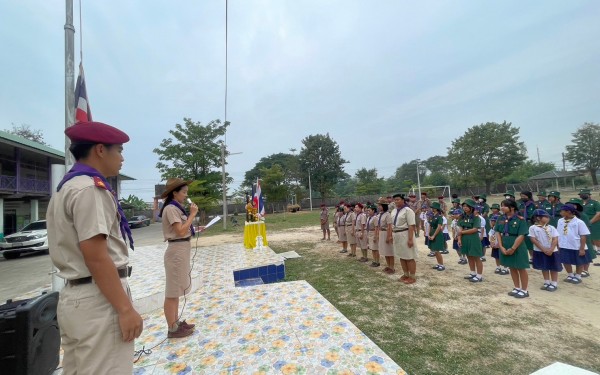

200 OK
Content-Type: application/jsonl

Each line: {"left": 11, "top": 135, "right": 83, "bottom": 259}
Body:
{"left": 0, "top": 130, "right": 135, "bottom": 180}
{"left": 0, "top": 129, "right": 64, "bottom": 159}
{"left": 528, "top": 170, "right": 585, "bottom": 180}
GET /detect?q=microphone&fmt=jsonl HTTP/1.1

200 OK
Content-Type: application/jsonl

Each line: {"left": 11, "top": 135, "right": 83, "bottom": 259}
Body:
{"left": 187, "top": 198, "right": 192, "bottom": 205}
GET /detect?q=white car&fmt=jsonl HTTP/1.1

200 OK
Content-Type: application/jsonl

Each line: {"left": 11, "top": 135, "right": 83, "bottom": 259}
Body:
{"left": 0, "top": 220, "right": 49, "bottom": 260}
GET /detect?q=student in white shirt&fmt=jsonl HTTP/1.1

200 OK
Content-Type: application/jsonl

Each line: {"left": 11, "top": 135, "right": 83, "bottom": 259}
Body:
{"left": 556, "top": 205, "right": 591, "bottom": 284}
{"left": 528, "top": 209, "right": 560, "bottom": 291}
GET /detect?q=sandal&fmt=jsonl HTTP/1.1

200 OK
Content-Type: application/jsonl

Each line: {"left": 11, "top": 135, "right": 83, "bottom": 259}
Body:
{"left": 507, "top": 288, "right": 519, "bottom": 296}
{"left": 494, "top": 268, "right": 501, "bottom": 274}
{"left": 436, "top": 265, "right": 446, "bottom": 271}
{"left": 469, "top": 276, "right": 483, "bottom": 283}
{"left": 500, "top": 269, "right": 510, "bottom": 275}
{"left": 540, "top": 283, "right": 549, "bottom": 290}
{"left": 581, "top": 271, "right": 590, "bottom": 278}
{"left": 514, "top": 290, "right": 529, "bottom": 298}
{"left": 546, "top": 284, "right": 557, "bottom": 292}
{"left": 464, "top": 274, "right": 476, "bottom": 280}
{"left": 571, "top": 277, "right": 582, "bottom": 284}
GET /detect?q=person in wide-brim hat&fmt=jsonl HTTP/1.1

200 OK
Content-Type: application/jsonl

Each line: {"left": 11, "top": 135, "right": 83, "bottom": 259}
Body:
{"left": 161, "top": 178, "right": 193, "bottom": 199}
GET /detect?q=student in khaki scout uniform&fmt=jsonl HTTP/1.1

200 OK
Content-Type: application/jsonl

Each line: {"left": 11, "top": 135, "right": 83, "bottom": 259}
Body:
{"left": 428, "top": 202, "right": 446, "bottom": 271}
{"left": 495, "top": 199, "right": 530, "bottom": 298}
{"left": 547, "top": 191, "right": 563, "bottom": 228}
{"left": 390, "top": 194, "right": 417, "bottom": 283}
{"left": 366, "top": 204, "right": 380, "bottom": 267}
{"left": 578, "top": 188, "right": 600, "bottom": 259}
{"left": 387, "top": 196, "right": 396, "bottom": 211}
{"left": 320, "top": 204, "right": 331, "bottom": 240}
{"left": 47, "top": 121, "right": 143, "bottom": 375}
{"left": 354, "top": 203, "right": 369, "bottom": 262}
{"left": 408, "top": 194, "right": 421, "bottom": 237}
{"left": 334, "top": 205, "right": 343, "bottom": 243}
{"left": 160, "top": 178, "right": 203, "bottom": 338}
{"left": 338, "top": 204, "right": 349, "bottom": 253}
{"left": 375, "top": 198, "right": 394, "bottom": 274}
{"left": 436, "top": 196, "right": 447, "bottom": 214}
{"left": 344, "top": 204, "right": 357, "bottom": 257}
{"left": 458, "top": 199, "right": 485, "bottom": 283}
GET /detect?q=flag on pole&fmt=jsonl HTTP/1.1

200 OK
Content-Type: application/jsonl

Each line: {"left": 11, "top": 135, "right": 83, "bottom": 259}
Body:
{"left": 74, "top": 62, "right": 92, "bottom": 122}
{"left": 253, "top": 179, "right": 266, "bottom": 216}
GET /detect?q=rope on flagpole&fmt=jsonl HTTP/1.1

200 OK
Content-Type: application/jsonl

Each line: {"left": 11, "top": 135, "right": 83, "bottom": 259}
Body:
{"left": 78, "top": 0, "right": 83, "bottom": 62}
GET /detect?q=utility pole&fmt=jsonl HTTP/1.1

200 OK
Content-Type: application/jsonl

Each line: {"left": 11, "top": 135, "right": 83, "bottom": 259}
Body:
{"left": 562, "top": 152, "right": 566, "bottom": 171}
{"left": 308, "top": 168, "right": 313, "bottom": 211}
{"left": 416, "top": 159, "right": 422, "bottom": 197}
{"left": 536, "top": 146, "right": 541, "bottom": 164}
{"left": 221, "top": 143, "right": 227, "bottom": 230}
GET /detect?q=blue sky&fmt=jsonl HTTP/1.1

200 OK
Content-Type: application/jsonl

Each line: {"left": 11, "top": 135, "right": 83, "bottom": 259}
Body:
{"left": 1, "top": 1, "right": 599, "bottom": 201}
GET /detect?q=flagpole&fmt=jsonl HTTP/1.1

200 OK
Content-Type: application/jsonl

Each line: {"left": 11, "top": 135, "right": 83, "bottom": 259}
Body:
{"left": 64, "top": 0, "right": 75, "bottom": 168}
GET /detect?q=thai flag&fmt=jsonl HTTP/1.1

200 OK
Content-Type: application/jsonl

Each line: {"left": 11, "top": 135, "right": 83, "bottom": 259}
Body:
{"left": 253, "top": 180, "right": 266, "bottom": 216}
{"left": 74, "top": 62, "right": 92, "bottom": 122}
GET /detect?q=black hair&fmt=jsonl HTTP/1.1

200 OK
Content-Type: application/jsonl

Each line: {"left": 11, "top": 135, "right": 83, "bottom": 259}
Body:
{"left": 69, "top": 143, "right": 114, "bottom": 161}
{"left": 520, "top": 191, "right": 533, "bottom": 200}
{"left": 501, "top": 199, "right": 519, "bottom": 212}
{"left": 379, "top": 203, "right": 389, "bottom": 212}
{"left": 159, "top": 185, "right": 187, "bottom": 217}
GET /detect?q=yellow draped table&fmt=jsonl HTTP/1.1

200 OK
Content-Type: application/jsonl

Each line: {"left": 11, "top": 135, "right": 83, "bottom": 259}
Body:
{"left": 243, "top": 221, "right": 268, "bottom": 249}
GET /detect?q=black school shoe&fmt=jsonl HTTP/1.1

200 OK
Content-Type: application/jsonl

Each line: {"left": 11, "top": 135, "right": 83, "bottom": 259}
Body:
{"left": 468, "top": 276, "right": 483, "bottom": 283}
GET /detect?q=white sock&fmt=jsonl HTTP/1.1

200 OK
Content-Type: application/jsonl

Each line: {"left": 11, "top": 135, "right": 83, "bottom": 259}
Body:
{"left": 476, "top": 274, "right": 482, "bottom": 279}
{"left": 551, "top": 281, "right": 558, "bottom": 286}
{"left": 568, "top": 273, "right": 574, "bottom": 277}
{"left": 515, "top": 287, "right": 522, "bottom": 291}
{"left": 575, "top": 274, "right": 582, "bottom": 279}
{"left": 470, "top": 271, "right": 476, "bottom": 276}
{"left": 544, "top": 279, "right": 550, "bottom": 285}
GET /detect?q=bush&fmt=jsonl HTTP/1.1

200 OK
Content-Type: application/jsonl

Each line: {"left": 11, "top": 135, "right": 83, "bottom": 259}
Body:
{"left": 287, "top": 204, "right": 301, "bottom": 212}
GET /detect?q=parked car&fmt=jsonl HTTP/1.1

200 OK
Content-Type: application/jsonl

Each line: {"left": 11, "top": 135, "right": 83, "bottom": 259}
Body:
{"left": 0, "top": 220, "right": 49, "bottom": 260}
{"left": 128, "top": 215, "right": 151, "bottom": 228}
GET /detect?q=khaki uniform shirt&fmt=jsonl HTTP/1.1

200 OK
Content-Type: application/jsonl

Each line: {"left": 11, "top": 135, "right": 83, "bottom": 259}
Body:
{"left": 390, "top": 205, "right": 416, "bottom": 230}
{"left": 355, "top": 212, "right": 366, "bottom": 231}
{"left": 320, "top": 209, "right": 329, "bottom": 224}
{"left": 162, "top": 204, "right": 192, "bottom": 241}
{"left": 47, "top": 176, "right": 129, "bottom": 280}
{"left": 345, "top": 212, "right": 356, "bottom": 228}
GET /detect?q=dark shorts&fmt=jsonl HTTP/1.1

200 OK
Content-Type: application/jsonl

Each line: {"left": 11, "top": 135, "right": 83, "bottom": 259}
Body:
{"left": 559, "top": 248, "right": 592, "bottom": 266}
{"left": 481, "top": 237, "right": 490, "bottom": 247}
{"left": 532, "top": 251, "right": 563, "bottom": 272}
{"left": 452, "top": 239, "right": 461, "bottom": 251}
{"left": 443, "top": 233, "right": 450, "bottom": 241}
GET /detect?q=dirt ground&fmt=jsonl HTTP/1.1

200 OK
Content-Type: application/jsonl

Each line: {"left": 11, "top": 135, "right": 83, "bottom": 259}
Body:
{"left": 202, "top": 226, "right": 600, "bottom": 336}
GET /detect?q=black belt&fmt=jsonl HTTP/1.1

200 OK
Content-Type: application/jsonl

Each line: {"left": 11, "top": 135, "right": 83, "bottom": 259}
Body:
{"left": 168, "top": 237, "right": 191, "bottom": 243}
{"left": 68, "top": 267, "right": 130, "bottom": 286}
{"left": 379, "top": 229, "right": 387, "bottom": 231}
{"left": 393, "top": 228, "right": 408, "bottom": 233}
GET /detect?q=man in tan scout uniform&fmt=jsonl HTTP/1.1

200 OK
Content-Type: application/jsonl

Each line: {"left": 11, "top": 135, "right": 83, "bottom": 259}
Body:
{"left": 391, "top": 194, "right": 417, "bottom": 284}
{"left": 47, "top": 121, "right": 143, "bottom": 374}
{"left": 320, "top": 204, "right": 331, "bottom": 240}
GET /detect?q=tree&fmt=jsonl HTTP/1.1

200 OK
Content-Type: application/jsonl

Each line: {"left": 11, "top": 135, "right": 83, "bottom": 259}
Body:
{"left": 153, "top": 118, "right": 231, "bottom": 200}
{"left": 355, "top": 168, "right": 385, "bottom": 195}
{"left": 501, "top": 160, "right": 555, "bottom": 184}
{"left": 243, "top": 153, "right": 299, "bottom": 188}
{"left": 260, "top": 164, "right": 289, "bottom": 212}
{"left": 121, "top": 194, "right": 147, "bottom": 210}
{"left": 386, "top": 160, "right": 426, "bottom": 191}
{"left": 565, "top": 123, "right": 600, "bottom": 185}
{"left": 298, "top": 134, "right": 348, "bottom": 200}
{"left": 332, "top": 177, "right": 357, "bottom": 197}
{"left": 5, "top": 123, "right": 47, "bottom": 145}
{"left": 446, "top": 121, "right": 527, "bottom": 193}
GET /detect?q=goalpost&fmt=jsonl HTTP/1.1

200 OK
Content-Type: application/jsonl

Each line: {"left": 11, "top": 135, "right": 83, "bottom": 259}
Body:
{"left": 409, "top": 185, "right": 452, "bottom": 201}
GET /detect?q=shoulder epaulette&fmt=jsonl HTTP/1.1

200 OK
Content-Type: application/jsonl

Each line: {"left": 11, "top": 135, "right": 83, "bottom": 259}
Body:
{"left": 93, "top": 176, "right": 109, "bottom": 191}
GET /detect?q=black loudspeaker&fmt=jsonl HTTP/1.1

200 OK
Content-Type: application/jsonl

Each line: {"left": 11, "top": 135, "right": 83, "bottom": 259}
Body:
{"left": 0, "top": 292, "right": 60, "bottom": 375}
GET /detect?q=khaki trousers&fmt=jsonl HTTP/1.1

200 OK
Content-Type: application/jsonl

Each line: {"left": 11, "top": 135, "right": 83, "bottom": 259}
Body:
{"left": 58, "top": 279, "right": 134, "bottom": 375}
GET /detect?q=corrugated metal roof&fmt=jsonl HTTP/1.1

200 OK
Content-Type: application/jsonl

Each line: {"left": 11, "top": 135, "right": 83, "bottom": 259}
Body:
{"left": 0, "top": 129, "right": 64, "bottom": 158}
{"left": 528, "top": 170, "right": 584, "bottom": 180}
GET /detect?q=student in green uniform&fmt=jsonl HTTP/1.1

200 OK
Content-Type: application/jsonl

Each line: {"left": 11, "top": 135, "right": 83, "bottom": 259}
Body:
{"left": 518, "top": 191, "right": 536, "bottom": 261}
{"left": 536, "top": 191, "right": 551, "bottom": 210}
{"left": 566, "top": 198, "right": 597, "bottom": 277}
{"left": 547, "top": 191, "right": 563, "bottom": 228}
{"left": 504, "top": 190, "right": 516, "bottom": 200}
{"left": 490, "top": 203, "right": 501, "bottom": 217}
{"left": 458, "top": 199, "right": 484, "bottom": 282}
{"left": 578, "top": 188, "right": 600, "bottom": 258}
{"left": 428, "top": 202, "right": 446, "bottom": 271}
{"left": 496, "top": 199, "right": 530, "bottom": 298}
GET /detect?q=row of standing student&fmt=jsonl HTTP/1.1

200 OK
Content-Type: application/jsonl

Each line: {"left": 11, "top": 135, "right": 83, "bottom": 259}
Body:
{"left": 325, "top": 190, "right": 598, "bottom": 299}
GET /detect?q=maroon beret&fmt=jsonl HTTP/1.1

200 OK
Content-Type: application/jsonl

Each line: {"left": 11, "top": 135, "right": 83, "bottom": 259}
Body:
{"left": 65, "top": 121, "right": 130, "bottom": 144}
{"left": 356, "top": 203, "right": 364, "bottom": 208}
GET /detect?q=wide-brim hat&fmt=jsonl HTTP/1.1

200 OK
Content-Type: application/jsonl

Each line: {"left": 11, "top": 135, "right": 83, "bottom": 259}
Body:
{"left": 567, "top": 198, "right": 583, "bottom": 211}
{"left": 491, "top": 203, "right": 500, "bottom": 209}
{"left": 431, "top": 202, "right": 442, "bottom": 211}
{"left": 462, "top": 198, "right": 478, "bottom": 209}
{"left": 161, "top": 178, "right": 193, "bottom": 199}
{"left": 479, "top": 194, "right": 487, "bottom": 201}
{"left": 537, "top": 191, "right": 547, "bottom": 196}
{"left": 504, "top": 191, "right": 515, "bottom": 198}
{"left": 548, "top": 191, "right": 561, "bottom": 199}
{"left": 579, "top": 188, "right": 591, "bottom": 195}
{"left": 451, "top": 198, "right": 460, "bottom": 204}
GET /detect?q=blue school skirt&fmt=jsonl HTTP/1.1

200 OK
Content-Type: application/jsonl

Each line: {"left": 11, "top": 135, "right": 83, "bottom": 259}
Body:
{"left": 532, "top": 251, "right": 563, "bottom": 272}
{"left": 559, "top": 248, "right": 592, "bottom": 266}
{"left": 481, "top": 238, "right": 490, "bottom": 247}
{"left": 452, "top": 239, "right": 460, "bottom": 251}
{"left": 443, "top": 233, "right": 450, "bottom": 242}
{"left": 491, "top": 248, "right": 500, "bottom": 259}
